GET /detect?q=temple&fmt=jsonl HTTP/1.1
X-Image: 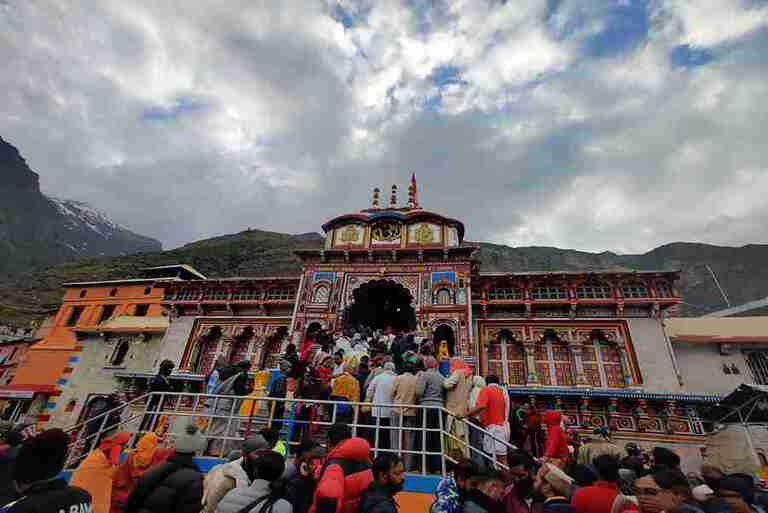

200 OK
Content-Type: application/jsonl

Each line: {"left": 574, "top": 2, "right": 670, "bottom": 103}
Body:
{"left": 6, "top": 176, "right": 760, "bottom": 469}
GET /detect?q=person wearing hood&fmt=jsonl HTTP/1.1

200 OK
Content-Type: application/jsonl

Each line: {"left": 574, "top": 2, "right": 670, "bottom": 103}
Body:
{"left": 112, "top": 432, "right": 175, "bottom": 513}
{"left": 124, "top": 424, "right": 206, "bottom": 513}
{"left": 444, "top": 357, "right": 473, "bottom": 458}
{"left": 9, "top": 429, "right": 92, "bottom": 513}
{"left": 467, "top": 375, "right": 487, "bottom": 470}
{"left": 70, "top": 431, "right": 132, "bottom": 513}
{"left": 358, "top": 453, "right": 405, "bottom": 513}
{"left": 215, "top": 451, "right": 292, "bottom": 513}
{"left": 309, "top": 423, "right": 373, "bottom": 513}
{"left": 202, "top": 434, "right": 271, "bottom": 513}
{"left": 543, "top": 411, "right": 569, "bottom": 467}
{"left": 463, "top": 375, "right": 510, "bottom": 469}
{"left": 431, "top": 458, "right": 477, "bottom": 513}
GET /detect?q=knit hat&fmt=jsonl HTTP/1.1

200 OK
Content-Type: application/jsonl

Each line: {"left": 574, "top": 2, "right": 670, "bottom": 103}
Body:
{"left": 14, "top": 429, "right": 69, "bottom": 484}
{"left": 242, "top": 434, "right": 270, "bottom": 454}
{"left": 174, "top": 424, "right": 205, "bottom": 455}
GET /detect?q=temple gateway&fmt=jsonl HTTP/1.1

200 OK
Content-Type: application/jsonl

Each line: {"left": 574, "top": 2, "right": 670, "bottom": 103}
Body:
{"left": 6, "top": 178, "right": 737, "bottom": 470}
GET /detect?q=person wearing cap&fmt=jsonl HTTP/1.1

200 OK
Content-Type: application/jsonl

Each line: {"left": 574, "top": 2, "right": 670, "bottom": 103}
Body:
{"left": 202, "top": 434, "right": 271, "bottom": 513}
{"left": 534, "top": 463, "right": 576, "bottom": 513}
{"left": 124, "top": 424, "right": 206, "bottom": 513}
{"left": 8, "top": 429, "right": 92, "bottom": 513}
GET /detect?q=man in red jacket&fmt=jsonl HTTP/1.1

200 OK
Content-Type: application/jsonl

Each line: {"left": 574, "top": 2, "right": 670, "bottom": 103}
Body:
{"left": 543, "top": 411, "right": 569, "bottom": 467}
{"left": 310, "top": 423, "right": 373, "bottom": 513}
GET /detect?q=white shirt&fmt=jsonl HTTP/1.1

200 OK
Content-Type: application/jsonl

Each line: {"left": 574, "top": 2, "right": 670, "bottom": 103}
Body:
{"left": 366, "top": 370, "right": 396, "bottom": 418}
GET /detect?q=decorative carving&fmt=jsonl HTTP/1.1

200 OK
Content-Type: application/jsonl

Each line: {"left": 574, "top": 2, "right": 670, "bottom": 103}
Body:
{"left": 341, "top": 225, "right": 360, "bottom": 243}
{"left": 371, "top": 222, "right": 401, "bottom": 242}
{"left": 414, "top": 223, "right": 434, "bottom": 243}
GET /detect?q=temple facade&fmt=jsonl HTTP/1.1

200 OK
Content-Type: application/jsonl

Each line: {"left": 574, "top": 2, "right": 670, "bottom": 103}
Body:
{"left": 9, "top": 179, "right": 745, "bottom": 471}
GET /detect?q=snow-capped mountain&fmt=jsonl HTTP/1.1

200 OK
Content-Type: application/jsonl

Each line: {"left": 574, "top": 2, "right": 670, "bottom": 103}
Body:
{"left": 0, "top": 136, "right": 161, "bottom": 275}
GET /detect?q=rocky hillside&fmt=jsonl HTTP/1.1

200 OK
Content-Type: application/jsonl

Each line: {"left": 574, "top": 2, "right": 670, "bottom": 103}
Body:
{"left": 2, "top": 226, "right": 767, "bottom": 327}
{"left": 0, "top": 136, "right": 161, "bottom": 276}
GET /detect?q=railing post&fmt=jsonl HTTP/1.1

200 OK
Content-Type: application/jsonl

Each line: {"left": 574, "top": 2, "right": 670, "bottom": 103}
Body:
{"left": 421, "top": 408, "right": 427, "bottom": 476}
{"left": 438, "top": 407, "right": 446, "bottom": 476}
{"left": 352, "top": 404, "right": 359, "bottom": 437}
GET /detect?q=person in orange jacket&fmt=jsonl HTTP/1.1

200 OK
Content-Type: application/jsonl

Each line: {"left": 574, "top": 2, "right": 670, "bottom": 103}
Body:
{"left": 543, "top": 411, "right": 569, "bottom": 468}
{"left": 111, "top": 433, "right": 174, "bottom": 513}
{"left": 70, "top": 431, "right": 131, "bottom": 513}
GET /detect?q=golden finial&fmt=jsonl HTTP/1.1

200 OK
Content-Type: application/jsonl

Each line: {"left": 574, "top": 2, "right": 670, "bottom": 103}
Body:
{"left": 390, "top": 184, "right": 398, "bottom": 208}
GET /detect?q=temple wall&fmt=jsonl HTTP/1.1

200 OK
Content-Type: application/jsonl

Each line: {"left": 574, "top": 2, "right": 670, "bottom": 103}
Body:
{"left": 674, "top": 342, "right": 750, "bottom": 396}
{"left": 48, "top": 332, "right": 165, "bottom": 429}
{"left": 625, "top": 318, "right": 682, "bottom": 393}
{"left": 156, "top": 317, "right": 197, "bottom": 370}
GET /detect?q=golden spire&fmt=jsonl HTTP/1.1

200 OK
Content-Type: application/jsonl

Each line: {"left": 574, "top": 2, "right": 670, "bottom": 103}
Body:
{"left": 372, "top": 187, "right": 380, "bottom": 209}
{"left": 390, "top": 184, "right": 398, "bottom": 208}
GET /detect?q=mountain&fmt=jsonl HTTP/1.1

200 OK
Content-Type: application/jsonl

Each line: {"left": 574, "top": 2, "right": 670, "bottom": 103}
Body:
{"left": 2, "top": 224, "right": 767, "bottom": 327}
{"left": 0, "top": 136, "right": 161, "bottom": 275}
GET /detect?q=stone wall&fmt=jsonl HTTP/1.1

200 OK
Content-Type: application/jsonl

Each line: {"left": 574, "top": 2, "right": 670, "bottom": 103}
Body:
{"left": 155, "top": 316, "right": 197, "bottom": 370}
{"left": 48, "top": 332, "right": 165, "bottom": 428}
{"left": 626, "top": 318, "right": 683, "bottom": 393}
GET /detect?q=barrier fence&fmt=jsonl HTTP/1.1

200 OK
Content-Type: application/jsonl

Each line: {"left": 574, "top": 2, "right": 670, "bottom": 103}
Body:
{"left": 63, "top": 391, "right": 518, "bottom": 474}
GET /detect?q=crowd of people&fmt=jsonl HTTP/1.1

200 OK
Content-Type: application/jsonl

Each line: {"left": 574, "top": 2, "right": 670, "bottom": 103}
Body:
{"left": 0, "top": 326, "right": 766, "bottom": 513}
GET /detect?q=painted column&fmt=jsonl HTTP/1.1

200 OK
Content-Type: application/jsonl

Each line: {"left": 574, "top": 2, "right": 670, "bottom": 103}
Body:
{"left": 523, "top": 338, "right": 540, "bottom": 386}
{"left": 570, "top": 342, "right": 589, "bottom": 387}
{"left": 615, "top": 334, "right": 636, "bottom": 386}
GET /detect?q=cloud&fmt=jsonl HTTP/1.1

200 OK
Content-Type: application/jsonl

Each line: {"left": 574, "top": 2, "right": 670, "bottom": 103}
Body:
{"left": 1, "top": 0, "right": 768, "bottom": 254}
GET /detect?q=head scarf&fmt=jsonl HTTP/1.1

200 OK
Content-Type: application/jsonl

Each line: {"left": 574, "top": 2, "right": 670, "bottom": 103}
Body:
{"left": 450, "top": 357, "right": 473, "bottom": 377}
{"left": 100, "top": 431, "right": 131, "bottom": 466}
{"left": 133, "top": 432, "right": 159, "bottom": 468}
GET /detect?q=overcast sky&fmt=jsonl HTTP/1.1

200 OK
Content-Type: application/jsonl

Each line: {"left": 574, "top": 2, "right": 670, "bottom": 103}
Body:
{"left": 2, "top": 1, "right": 768, "bottom": 253}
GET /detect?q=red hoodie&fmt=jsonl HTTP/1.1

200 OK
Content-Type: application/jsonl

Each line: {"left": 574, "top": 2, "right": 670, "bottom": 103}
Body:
{"left": 543, "top": 411, "right": 569, "bottom": 461}
{"left": 310, "top": 437, "right": 373, "bottom": 513}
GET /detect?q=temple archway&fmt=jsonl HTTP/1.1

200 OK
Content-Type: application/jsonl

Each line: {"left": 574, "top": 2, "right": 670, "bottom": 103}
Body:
{"left": 344, "top": 279, "right": 416, "bottom": 331}
{"left": 433, "top": 324, "right": 456, "bottom": 356}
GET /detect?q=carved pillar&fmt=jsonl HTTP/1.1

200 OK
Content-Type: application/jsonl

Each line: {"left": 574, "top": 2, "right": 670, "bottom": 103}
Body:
{"left": 569, "top": 342, "right": 589, "bottom": 387}
{"left": 615, "top": 334, "right": 636, "bottom": 386}
{"left": 523, "top": 338, "right": 540, "bottom": 386}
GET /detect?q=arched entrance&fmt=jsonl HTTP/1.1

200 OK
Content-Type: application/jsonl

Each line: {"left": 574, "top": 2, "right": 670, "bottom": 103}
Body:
{"left": 433, "top": 324, "right": 456, "bottom": 356}
{"left": 345, "top": 279, "right": 416, "bottom": 331}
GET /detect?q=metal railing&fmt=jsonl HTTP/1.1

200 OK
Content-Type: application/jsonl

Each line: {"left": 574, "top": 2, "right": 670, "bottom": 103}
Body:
{"left": 63, "top": 391, "right": 518, "bottom": 474}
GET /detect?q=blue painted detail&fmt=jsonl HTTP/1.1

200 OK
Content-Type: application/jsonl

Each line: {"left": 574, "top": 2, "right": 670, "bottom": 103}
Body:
{"left": 432, "top": 272, "right": 456, "bottom": 285}
{"left": 46, "top": 402, "right": 57, "bottom": 410}
{"left": 57, "top": 379, "right": 68, "bottom": 385}
{"left": 506, "top": 386, "right": 720, "bottom": 403}
{"left": 670, "top": 44, "right": 714, "bottom": 68}
{"left": 68, "top": 356, "right": 80, "bottom": 363}
{"left": 314, "top": 272, "right": 336, "bottom": 283}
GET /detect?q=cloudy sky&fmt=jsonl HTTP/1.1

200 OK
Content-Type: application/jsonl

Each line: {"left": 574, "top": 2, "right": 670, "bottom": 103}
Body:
{"left": 2, "top": 0, "right": 768, "bottom": 253}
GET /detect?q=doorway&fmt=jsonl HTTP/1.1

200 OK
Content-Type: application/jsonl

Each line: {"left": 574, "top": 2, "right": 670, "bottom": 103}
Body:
{"left": 433, "top": 324, "right": 456, "bottom": 356}
{"left": 345, "top": 279, "right": 416, "bottom": 331}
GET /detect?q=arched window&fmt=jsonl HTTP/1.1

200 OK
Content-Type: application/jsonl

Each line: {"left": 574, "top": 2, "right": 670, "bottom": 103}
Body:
{"left": 487, "top": 330, "right": 526, "bottom": 385}
{"left": 435, "top": 288, "right": 452, "bottom": 305}
{"left": 534, "top": 332, "right": 575, "bottom": 386}
{"left": 110, "top": 340, "right": 130, "bottom": 366}
{"left": 581, "top": 331, "right": 626, "bottom": 388}
{"left": 576, "top": 283, "right": 613, "bottom": 299}
{"left": 622, "top": 282, "right": 648, "bottom": 298}
{"left": 312, "top": 284, "right": 331, "bottom": 304}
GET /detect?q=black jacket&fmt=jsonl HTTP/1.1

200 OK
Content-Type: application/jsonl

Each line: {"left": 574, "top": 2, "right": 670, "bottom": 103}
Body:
{"left": 541, "top": 497, "right": 576, "bottom": 513}
{"left": 7, "top": 478, "right": 91, "bottom": 513}
{"left": 0, "top": 446, "right": 20, "bottom": 506}
{"left": 358, "top": 483, "right": 398, "bottom": 513}
{"left": 123, "top": 453, "right": 203, "bottom": 513}
{"left": 285, "top": 474, "right": 316, "bottom": 513}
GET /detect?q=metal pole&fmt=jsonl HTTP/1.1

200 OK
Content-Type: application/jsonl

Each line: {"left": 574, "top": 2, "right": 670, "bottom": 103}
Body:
{"left": 439, "top": 408, "right": 447, "bottom": 476}
{"left": 737, "top": 408, "right": 762, "bottom": 468}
